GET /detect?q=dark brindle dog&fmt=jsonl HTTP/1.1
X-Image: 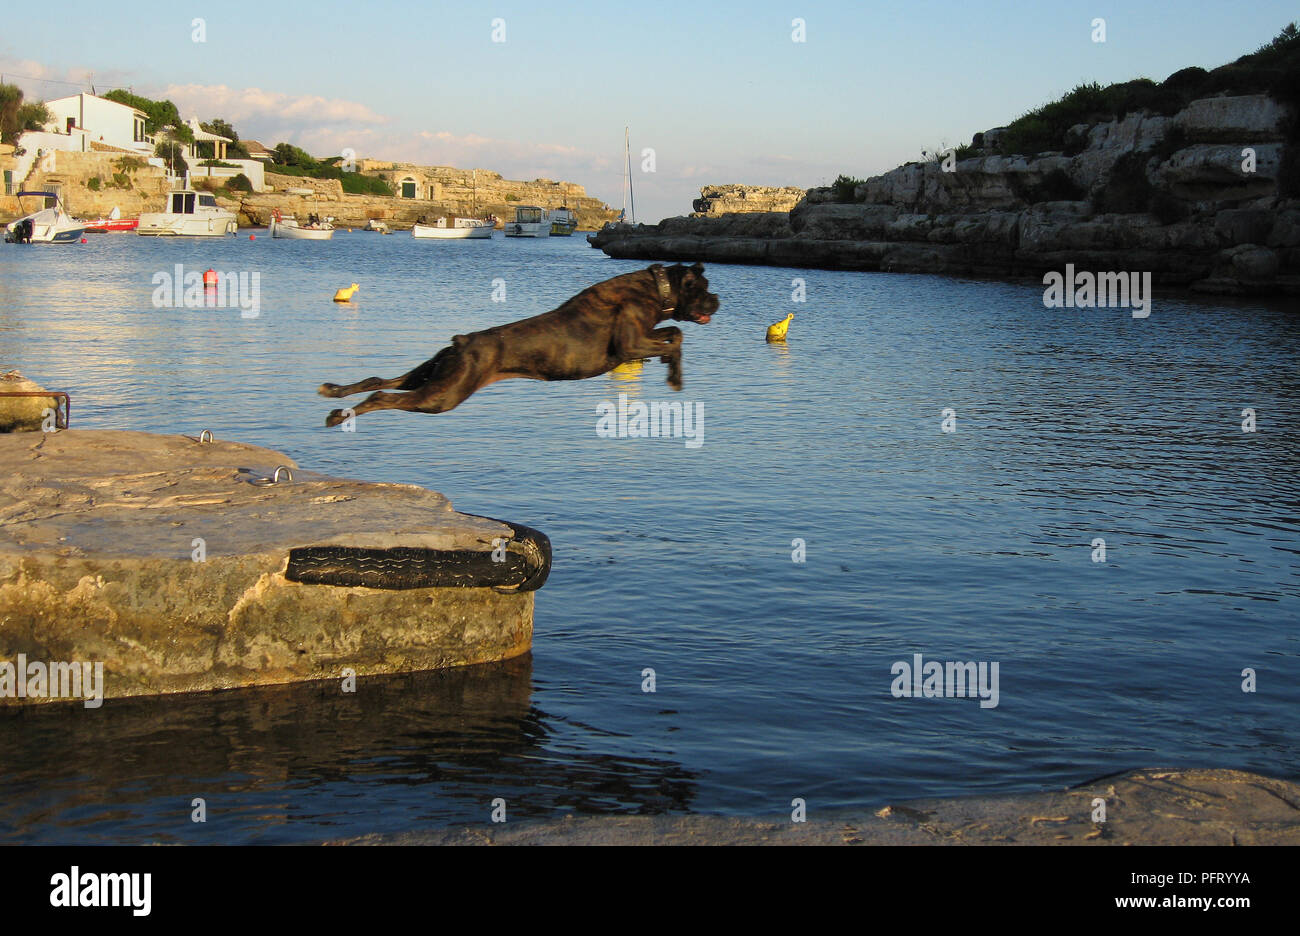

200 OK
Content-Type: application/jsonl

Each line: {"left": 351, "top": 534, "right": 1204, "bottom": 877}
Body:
{"left": 319, "top": 263, "right": 719, "bottom": 425}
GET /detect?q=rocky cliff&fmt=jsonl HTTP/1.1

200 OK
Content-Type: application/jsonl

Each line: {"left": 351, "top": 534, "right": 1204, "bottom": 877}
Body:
{"left": 690, "top": 184, "right": 807, "bottom": 216}
{"left": 591, "top": 93, "right": 1299, "bottom": 295}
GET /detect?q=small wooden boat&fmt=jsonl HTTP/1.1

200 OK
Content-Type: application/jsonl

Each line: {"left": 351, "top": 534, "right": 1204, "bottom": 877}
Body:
{"left": 412, "top": 215, "right": 495, "bottom": 239}
{"left": 269, "top": 209, "right": 334, "bottom": 240}
{"left": 84, "top": 207, "right": 139, "bottom": 233}
{"left": 84, "top": 217, "right": 139, "bottom": 233}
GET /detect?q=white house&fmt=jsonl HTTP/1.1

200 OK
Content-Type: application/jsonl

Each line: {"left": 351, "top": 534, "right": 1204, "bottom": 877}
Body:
{"left": 42, "top": 93, "right": 154, "bottom": 155}
{"left": 182, "top": 118, "right": 266, "bottom": 192}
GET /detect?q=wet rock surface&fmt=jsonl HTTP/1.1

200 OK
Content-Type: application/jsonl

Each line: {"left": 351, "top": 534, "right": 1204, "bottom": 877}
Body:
{"left": 0, "top": 429, "right": 541, "bottom": 702}
{"left": 339, "top": 768, "right": 1300, "bottom": 845}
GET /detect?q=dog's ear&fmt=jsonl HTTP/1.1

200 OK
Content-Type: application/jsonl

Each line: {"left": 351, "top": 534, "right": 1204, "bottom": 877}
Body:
{"left": 690, "top": 262, "right": 705, "bottom": 275}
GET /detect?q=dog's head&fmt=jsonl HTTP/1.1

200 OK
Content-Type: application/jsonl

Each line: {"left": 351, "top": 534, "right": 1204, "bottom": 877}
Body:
{"left": 671, "top": 263, "right": 720, "bottom": 324}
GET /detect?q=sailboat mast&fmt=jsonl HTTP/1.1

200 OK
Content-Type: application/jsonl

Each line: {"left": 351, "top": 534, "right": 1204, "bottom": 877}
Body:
{"left": 622, "top": 127, "right": 628, "bottom": 221}
{"left": 624, "top": 126, "right": 636, "bottom": 224}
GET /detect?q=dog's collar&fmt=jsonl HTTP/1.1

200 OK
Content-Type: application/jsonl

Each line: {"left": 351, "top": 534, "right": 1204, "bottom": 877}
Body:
{"left": 650, "top": 265, "right": 675, "bottom": 313}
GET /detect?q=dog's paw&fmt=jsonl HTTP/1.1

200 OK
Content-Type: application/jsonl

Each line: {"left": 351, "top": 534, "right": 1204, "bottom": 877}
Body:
{"left": 324, "top": 409, "right": 347, "bottom": 427}
{"left": 667, "top": 376, "right": 683, "bottom": 392}
{"left": 318, "top": 383, "right": 342, "bottom": 398}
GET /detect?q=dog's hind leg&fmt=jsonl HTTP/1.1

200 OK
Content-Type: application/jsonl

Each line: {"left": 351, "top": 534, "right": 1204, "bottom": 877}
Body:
{"left": 319, "top": 343, "right": 465, "bottom": 398}
{"left": 324, "top": 342, "right": 492, "bottom": 425}
{"left": 318, "top": 375, "right": 404, "bottom": 398}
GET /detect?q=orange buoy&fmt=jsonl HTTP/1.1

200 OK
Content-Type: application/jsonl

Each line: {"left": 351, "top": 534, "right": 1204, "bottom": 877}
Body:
{"left": 249, "top": 234, "right": 256, "bottom": 240}
{"left": 203, "top": 269, "right": 218, "bottom": 287}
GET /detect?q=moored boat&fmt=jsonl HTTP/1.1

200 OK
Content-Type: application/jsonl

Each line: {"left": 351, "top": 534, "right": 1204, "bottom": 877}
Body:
{"left": 549, "top": 207, "right": 578, "bottom": 236}
{"left": 412, "top": 215, "right": 495, "bottom": 239}
{"left": 504, "top": 205, "right": 550, "bottom": 237}
{"left": 84, "top": 217, "right": 140, "bottom": 233}
{"left": 3, "top": 191, "right": 86, "bottom": 244}
{"left": 83, "top": 205, "right": 138, "bottom": 233}
{"left": 137, "top": 189, "right": 238, "bottom": 237}
{"left": 269, "top": 209, "right": 334, "bottom": 240}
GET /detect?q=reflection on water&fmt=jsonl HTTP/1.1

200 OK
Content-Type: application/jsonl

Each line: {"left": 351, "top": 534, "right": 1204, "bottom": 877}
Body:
{"left": 1, "top": 234, "right": 1298, "bottom": 843}
{"left": 0, "top": 656, "right": 698, "bottom": 844}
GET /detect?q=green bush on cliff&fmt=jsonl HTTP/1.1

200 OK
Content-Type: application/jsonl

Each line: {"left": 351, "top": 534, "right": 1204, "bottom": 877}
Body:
{"left": 339, "top": 173, "right": 393, "bottom": 196}
{"left": 831, "top": 174, "right": 866, "bottom": 203}
{"left": 225, "top": 173, "right": 253, "bottom": 193}
{"left": 998, "top": 22, "right": 1300, "bottom": 157}
{"left": 266, "top": 162, "right": 394, "bottom": 196}
{"left": 86, "top": 177, "right": 100, "bottom": 191}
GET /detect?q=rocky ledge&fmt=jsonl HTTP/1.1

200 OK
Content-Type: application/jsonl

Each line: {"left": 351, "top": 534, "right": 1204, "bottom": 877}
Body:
{"left": 339, "top": 768, "right": 1300, "bottom": 845}
{"left": 0, "top": 429, "right": 549, "bottom": 703}
{"left": 591, "top": 94, "right": 1300, "bottom": 296}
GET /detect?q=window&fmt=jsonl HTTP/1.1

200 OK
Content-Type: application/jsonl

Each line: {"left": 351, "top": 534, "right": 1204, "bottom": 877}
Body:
{"left": 134, "top": 118, "right": 145, "bottom": 143}
{"left": 401, "top": 179, "right": 416, "bottom": 199}
{"left": 3, "top": 170, "right": 11, "bottom": 196}
{"left": 172, "top": 193, "right": 196, "bottom": 214}
{"left": 198, "top": 195, "right": 217, "bottom": 208}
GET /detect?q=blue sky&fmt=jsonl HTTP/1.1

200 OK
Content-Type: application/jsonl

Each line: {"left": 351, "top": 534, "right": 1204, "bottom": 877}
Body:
{"left": 2, "top": 0, "right": 1295, "bottom": 221}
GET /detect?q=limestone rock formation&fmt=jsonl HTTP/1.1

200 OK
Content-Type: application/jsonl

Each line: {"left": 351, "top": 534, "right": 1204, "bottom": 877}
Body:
{"left": 591, "top": 93, "right": 1299, "bottom": 296}
{"left": 691, "top": 184, "right": 807, "bottom": 217}
{"left": 0, "top": 430, "right": 549, "bottom": 703}
{"left": 0, "top": 372, "right": 59, "bottom": 433}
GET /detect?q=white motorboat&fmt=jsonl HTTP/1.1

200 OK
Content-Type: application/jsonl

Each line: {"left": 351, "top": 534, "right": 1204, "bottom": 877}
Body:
{"left": 411, "top": 215, "right": 495, "bottom": 239}
{"left": 269, "top": 210, "right": 335, "bottom": 240}
{"left": 3, "top": 191, "right": 86, "bottom": 244}
{"left": 137, "top": 189, "right": 239, "bottom": 237}
{"left": 503, "top": 205, "right": 550, "bottom": 237}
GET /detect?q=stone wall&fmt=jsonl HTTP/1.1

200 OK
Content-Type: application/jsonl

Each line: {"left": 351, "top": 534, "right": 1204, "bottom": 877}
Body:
{"left": 691, "top": 184, "right": 808, "bottom": 216}
{"left": 0, "top": 150, "right": 169, "bottom": 220}
{"left": 591, "top": 94, "right": 1299, "bottom": 296}
{"left": 240, "top": 166, "right": 618, "bottom": 231}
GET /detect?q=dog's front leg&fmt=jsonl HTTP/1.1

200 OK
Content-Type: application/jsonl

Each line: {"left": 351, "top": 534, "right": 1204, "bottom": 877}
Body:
{"left": 613, "top": 320, "right": 684, "bottom": 388}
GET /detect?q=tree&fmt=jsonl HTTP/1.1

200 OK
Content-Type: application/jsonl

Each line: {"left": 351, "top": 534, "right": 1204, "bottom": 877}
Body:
{"left": 154, "top": 131, "right": 189, "bottom": 174}
{"left": 0, "top": 83, "right": 51, "bottom": 145}
{"left": 103, "top": 89, "right": 185, "bottom": 136}
{"left": 271, "top": 142, "right": 318, "bottom": 169}
{"left": 200, "top": 118, "right": 249, "bottom": 158}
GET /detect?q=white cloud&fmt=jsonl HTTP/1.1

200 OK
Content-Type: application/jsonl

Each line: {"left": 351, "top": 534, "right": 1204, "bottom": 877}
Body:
{"left": 159, "top": 83, "right": 389, "bottom": 129}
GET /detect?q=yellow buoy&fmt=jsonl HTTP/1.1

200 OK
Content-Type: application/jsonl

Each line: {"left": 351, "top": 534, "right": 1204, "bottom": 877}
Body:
{"left": 333, "top": 283, "right": 360, "bottom": 302}
{"left": 766, "top": 312, "right": 794, "bottom": 342}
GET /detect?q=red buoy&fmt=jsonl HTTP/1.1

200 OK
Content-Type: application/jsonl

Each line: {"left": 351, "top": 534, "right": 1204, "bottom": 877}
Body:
{"left": 249, "top": 234, "right": 255, "bottom": 240}
{"left": 203, "top": 269, "right": 218, "bottom": 287}
{"left": 80, "top": 238, "right": 87, "bottom": 244}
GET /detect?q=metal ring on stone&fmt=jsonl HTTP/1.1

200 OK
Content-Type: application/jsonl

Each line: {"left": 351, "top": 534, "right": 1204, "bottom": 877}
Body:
{"left": 198, "top": 430, "right": 214, "bottom": 443}
{"left": 250, "top": 465, "right": 294, "bottom": 486}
